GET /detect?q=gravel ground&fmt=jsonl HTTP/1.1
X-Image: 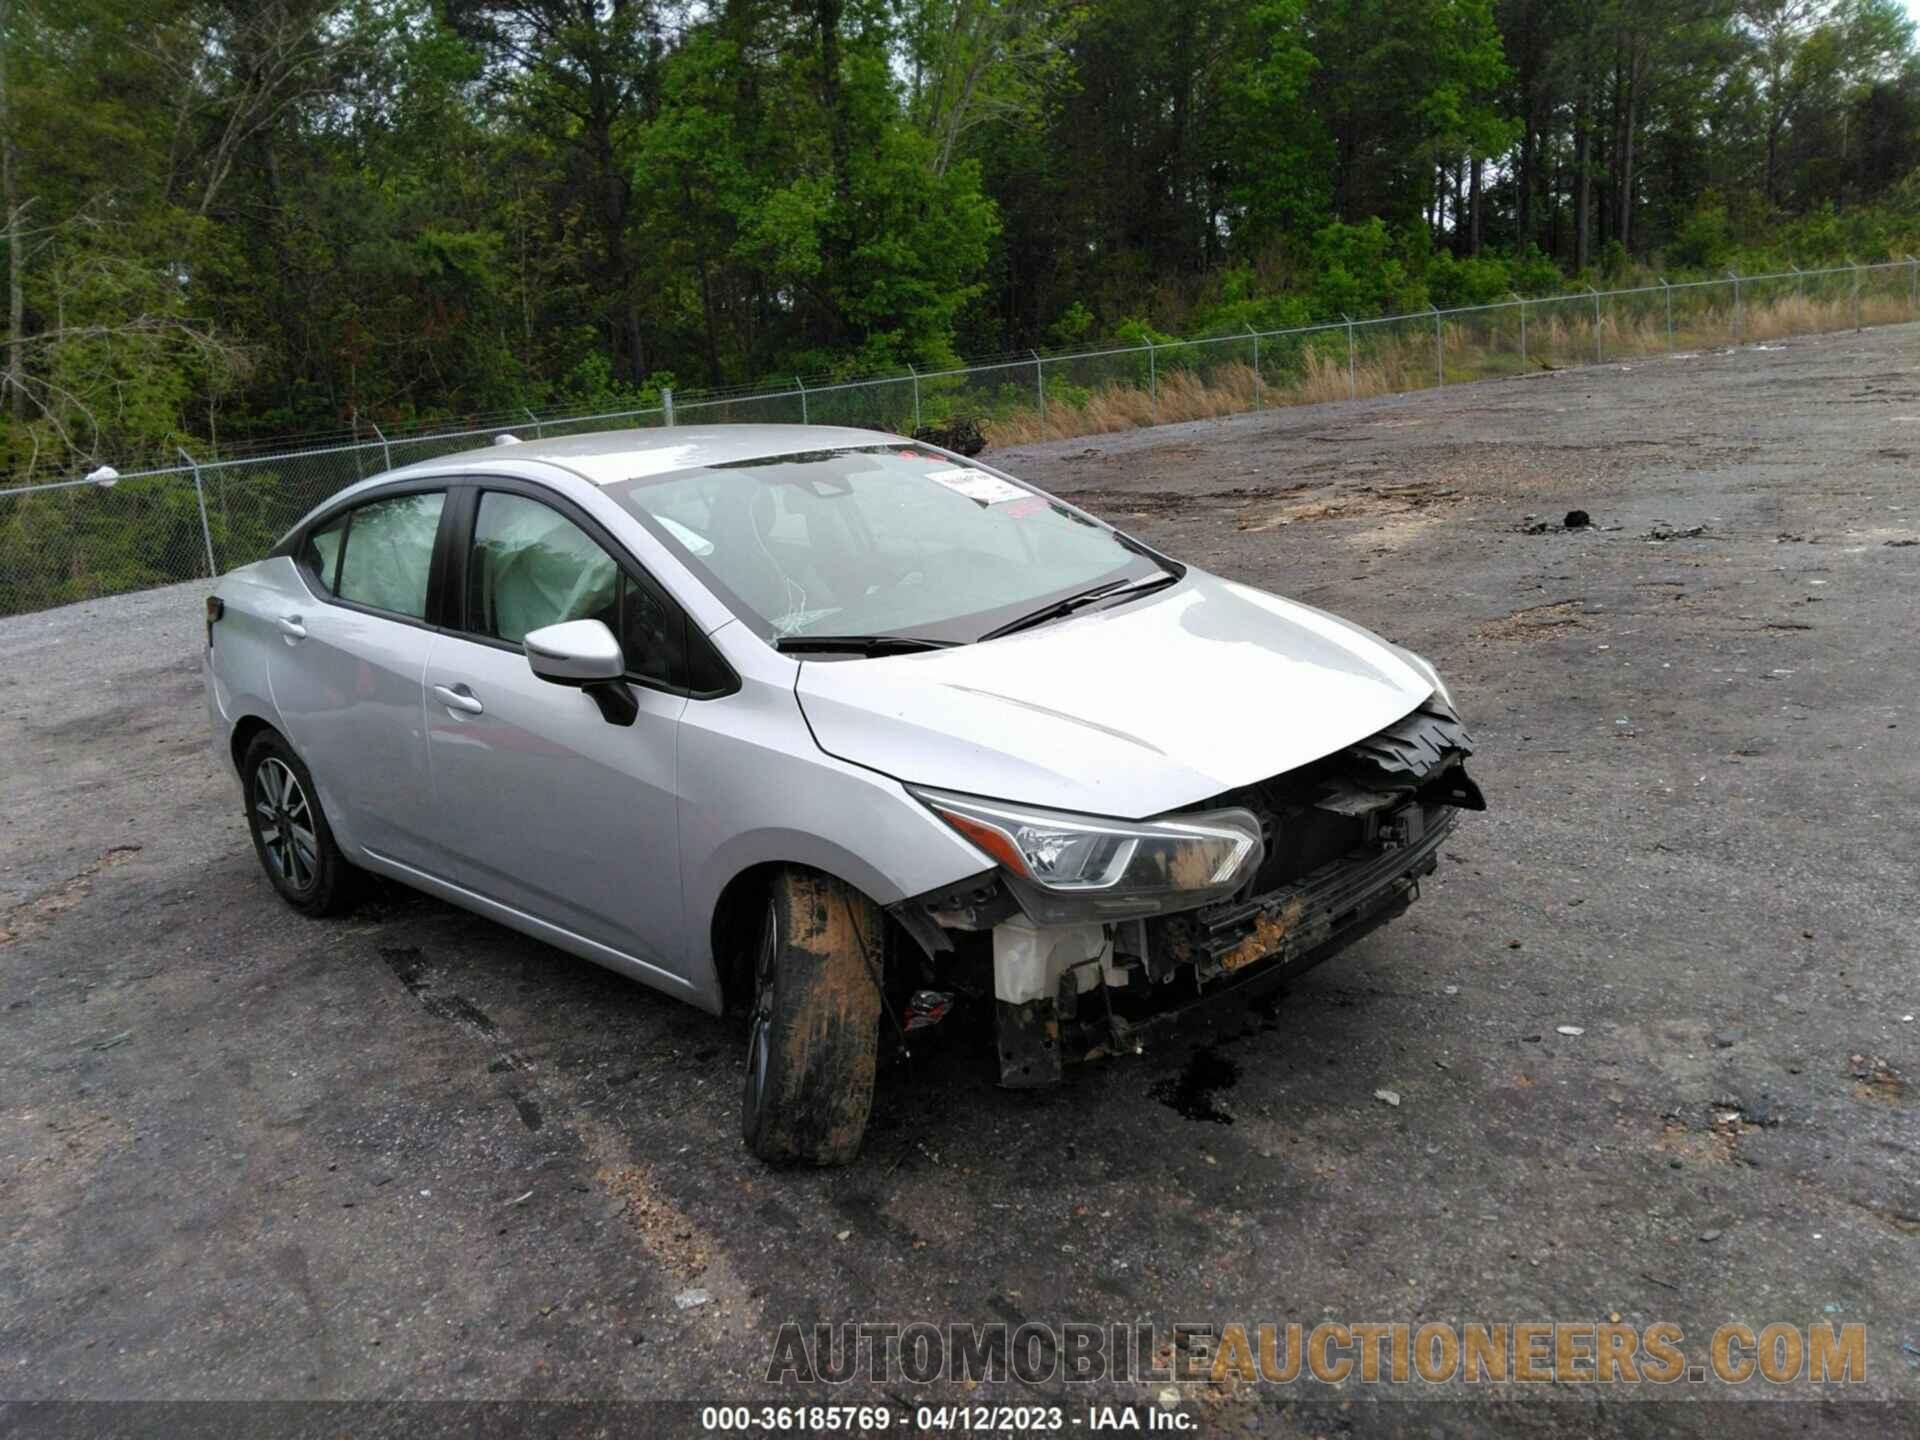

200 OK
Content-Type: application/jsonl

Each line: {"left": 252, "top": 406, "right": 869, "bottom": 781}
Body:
{"left": 3, "top": 327, "right": 1917, "bottom": 1437}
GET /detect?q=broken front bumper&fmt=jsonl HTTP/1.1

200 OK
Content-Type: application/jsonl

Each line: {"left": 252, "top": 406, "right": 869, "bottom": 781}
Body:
{"left": 994, "top": 800, "right": 1458, "bottom": 1085}
{"left": 967, "top": 700, "right": 1484, "bottom": 1086}
{"left": 888, "top": 699, "right": 1483, "bottom": 1086}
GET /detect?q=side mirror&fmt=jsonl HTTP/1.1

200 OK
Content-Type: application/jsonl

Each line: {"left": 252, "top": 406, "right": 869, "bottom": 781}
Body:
{"left": 524, "top": 620, "right": 638, "bottom": 726}
{"left": 524, "top": 619, "right": 624, "bottom": 685}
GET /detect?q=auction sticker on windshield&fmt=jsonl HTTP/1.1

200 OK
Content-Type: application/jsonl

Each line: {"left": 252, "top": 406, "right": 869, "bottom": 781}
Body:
{"left": 924, "top": 466, "right": 1026, "bottom": 505}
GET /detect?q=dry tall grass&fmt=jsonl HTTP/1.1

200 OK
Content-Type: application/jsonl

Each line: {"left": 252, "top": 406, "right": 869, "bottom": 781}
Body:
{"left": 983, "top": 289, "right": 1915, "bottom": 448}
{"left": 1738, "top": 292, "right": 1909, "bottom": 341}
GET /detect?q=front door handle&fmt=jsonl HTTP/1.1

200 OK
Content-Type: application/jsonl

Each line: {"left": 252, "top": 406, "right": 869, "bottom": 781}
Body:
{"left": 433, "top": 683, "right": 484, "bottom": 715}
{"left": 276, "top": 614, "right": 306, "bottom": 641}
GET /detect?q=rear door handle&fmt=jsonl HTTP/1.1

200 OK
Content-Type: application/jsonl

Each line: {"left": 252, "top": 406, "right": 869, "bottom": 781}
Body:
{"left": 433, "top": 683, "right": 484, "bottom": 715}
{"left": 276, "top": 614, "right": 306, "bottom": 640}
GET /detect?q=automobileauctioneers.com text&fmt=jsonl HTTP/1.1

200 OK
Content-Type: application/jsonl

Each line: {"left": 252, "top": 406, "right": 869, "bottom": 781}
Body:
{"left": 763, "top": 1319, "right": 1867, "bottom": 1388}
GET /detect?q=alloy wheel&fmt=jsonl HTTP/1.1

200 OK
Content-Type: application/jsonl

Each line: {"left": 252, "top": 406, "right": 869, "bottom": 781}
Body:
{"left": 254, "top": 757, "right": 319, "bottom": 892}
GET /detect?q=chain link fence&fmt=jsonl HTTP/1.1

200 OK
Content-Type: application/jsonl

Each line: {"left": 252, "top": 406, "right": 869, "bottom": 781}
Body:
{"left": 3, "top": 259, "right": 1915, "bottom": 618}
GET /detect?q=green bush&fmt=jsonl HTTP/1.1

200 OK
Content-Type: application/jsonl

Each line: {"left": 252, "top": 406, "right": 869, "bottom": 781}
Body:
{"left": 1426, "top": 252, "right": 1518, "bottom": 308}
{"left": 1308, "top": 219, "right": 1426, "bottom": 318}
{"left": 1670, "top": 201, "right": 1736, "bottom": 271}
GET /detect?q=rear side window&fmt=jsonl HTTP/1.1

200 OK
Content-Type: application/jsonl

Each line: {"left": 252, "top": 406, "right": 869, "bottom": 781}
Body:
{"left": 334, "top": 492, "right": 445, "bottom": 619}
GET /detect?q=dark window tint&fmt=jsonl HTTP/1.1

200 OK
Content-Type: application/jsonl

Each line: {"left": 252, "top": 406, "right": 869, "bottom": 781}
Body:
{"left": 467, "top": 491, "right": 683, "bottom": 684}
{"left": 617, "top": 567, "right": 685, "bottom": 686}
{"left": 335, "top": 492, "right": 444, "bottom": 619}
{"left": 301, "top": 514, "right": 347, "bottom": 593}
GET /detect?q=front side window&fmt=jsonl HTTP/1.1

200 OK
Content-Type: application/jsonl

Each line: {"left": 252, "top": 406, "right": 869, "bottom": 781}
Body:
{"left": 465, "top": 491, "right": 682, "bottom": 684}
{"left": 331, "top": 492, "right": 445, "bottom": 619}
{"left": 604, "top": 447, "right": 1161, "bottom": 644}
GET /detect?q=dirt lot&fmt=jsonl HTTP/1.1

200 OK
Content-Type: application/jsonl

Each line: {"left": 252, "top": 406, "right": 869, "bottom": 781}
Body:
{"left": 3, "top": 328, "right": 1918, "bottom": 1436}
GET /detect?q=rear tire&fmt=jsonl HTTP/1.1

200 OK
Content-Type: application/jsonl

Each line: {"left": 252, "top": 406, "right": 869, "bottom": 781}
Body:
{"left": 741, "top": 867, "right": 883, "bottom": 1166}
{"left": 241, "top": 730, "right": 354, "bottom": 916}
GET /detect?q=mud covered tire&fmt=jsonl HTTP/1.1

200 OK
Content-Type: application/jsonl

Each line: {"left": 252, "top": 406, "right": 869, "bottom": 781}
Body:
{"left": 241, "top": 729, "right": 355, "bottom": 917}
{"left": 741, "top": 868, "right": 883, "bottom": 1166}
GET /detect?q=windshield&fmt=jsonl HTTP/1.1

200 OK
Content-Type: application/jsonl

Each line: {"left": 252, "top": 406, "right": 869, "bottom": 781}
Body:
{"left": 604, "top": 446, "right": 1167, "bottom": 645}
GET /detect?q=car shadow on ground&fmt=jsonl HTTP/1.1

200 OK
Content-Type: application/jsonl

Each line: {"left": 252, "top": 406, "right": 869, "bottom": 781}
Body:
{"left": 339, "top": 864, "right": 1403, "bottom": 1189}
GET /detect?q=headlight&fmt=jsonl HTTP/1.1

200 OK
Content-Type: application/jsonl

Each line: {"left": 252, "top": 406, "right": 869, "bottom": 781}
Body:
{"left": 911, "top": 787, "right": 1264, "bottom": 923}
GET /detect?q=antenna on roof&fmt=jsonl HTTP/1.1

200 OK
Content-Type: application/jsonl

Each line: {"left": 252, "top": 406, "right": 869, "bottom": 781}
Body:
{"left": 493, "top": 433, "right": 522, "bottom": 446}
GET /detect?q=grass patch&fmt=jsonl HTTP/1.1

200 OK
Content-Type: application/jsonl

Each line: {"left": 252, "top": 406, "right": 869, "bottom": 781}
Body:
{"left": 984, "top": 291, "right": 1914, "bottom": 449}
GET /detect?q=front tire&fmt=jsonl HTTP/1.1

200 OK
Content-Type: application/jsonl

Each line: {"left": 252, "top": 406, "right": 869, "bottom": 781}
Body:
{"left": 742, "top": 867, "right": 883, "bottom": 1166}
{"left": 241, "top": 730, "right": 354, "bottom": 916}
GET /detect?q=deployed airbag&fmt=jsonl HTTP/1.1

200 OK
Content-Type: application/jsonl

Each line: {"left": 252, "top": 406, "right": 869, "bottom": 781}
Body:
{"left": 474, "top": 497, "right": 618, "bottom": 643}
{"left": 336, "top": 493, "right": 443, "bottom": 618}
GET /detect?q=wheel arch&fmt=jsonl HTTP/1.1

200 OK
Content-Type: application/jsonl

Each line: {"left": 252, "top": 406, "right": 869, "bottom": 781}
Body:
{"left": 229, "top": 712, "right": 280, "bottom": 775}
{"left": 703, "top": 848, "right": 907, "bottom": 1018}
{"left": 225, "top": 714, "right": 365, "bottom": 861}
{"left": 709, "top": 861, "right": 785, "bottom": 1017}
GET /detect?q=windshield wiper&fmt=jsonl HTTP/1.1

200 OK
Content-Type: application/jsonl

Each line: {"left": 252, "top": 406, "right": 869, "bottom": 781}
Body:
{"left": 977, "top": 571, "right": 1181, "bottom": 642}
{"left": 774, "top": 634, "right": 959, "bottom": 656}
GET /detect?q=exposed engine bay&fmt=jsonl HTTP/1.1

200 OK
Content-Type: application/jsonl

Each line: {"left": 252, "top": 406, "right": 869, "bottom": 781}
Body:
{"left": 888, "top": 701, "right": 1485, "bottom": 1084}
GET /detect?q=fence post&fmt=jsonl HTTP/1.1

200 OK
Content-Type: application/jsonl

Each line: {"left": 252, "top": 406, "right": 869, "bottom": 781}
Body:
{"left": 1246, "top": 324, "right": 1262, "bottom": 409}
{"left": 1344, "top": 315, "right": 1356, "bottom": 399}
{"left": 1031, "top": 350, "right": 1046, "bottom": 418}
{"left": 1659, "top": 278, "right": 1673, "bottom": 352}
{"left": 1589, "top": 285, "right": 1604, "bottom": 364}
{"left": 524, "top": 405, "right": 544, "bottom": 439}
{"left": 1728, "top": 269, "right": 1742, "bottom": 341}
{"left": 1790, "top": 263, "right": 1803, "bottom": 304}
{"left": 662, "top": 386, "right": 675, "bottom": 426}
{"left": 370, "top": 420, "right": 393, "bottom": 472}
{"left": 1145, "top": 337, "right": 1156, "bottom": 420}
{"left": 1430, "top": 305, "right": 1443, "bottom": 386}
{"left": 1851, "top": 259, "right": 1861, "bottom": 332}
{"left": 794, "top": 376, "right": 808, "bottom": 425}
{"left": 180, "top": 446, "right": 218, "bottom": 579}
{"left": 907, "top": 363, "right": 920, "bottom": 430}
{"left": 1908, "top": 256, "right": 1918, "bottom": 314}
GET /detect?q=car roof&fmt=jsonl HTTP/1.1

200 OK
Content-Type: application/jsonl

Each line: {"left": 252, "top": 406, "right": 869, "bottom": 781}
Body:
{"left": 381, "top": 424, "right": 907, "bottom": 488}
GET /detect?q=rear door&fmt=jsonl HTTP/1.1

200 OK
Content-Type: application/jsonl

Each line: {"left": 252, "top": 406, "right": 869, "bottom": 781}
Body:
{"left": 422, "top": 483, "right": 693, "bottom": 978}
{"left": 270, "top": 485, "right": 452, "bottom": 875}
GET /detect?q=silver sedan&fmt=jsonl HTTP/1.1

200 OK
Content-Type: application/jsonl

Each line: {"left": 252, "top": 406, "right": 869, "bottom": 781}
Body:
{"left": 205, "top": 426, "right": 1483, "bottom": 1164}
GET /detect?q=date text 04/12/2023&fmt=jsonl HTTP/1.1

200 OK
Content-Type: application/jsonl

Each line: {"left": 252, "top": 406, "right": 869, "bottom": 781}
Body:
{"left": 698, "top": 1404, "right": 1193, "bottom": 1432}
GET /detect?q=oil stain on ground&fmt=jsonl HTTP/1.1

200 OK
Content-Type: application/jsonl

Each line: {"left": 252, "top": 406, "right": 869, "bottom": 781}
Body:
{"left": 1150, "top": 1048, "right": 1240, "bottom": 1124}
{"left": 379, "top": 945, "right": 499, "bottom": 1035}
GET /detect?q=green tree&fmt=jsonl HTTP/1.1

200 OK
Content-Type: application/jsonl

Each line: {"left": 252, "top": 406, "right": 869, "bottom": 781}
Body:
{"left": 1218, "top": 1, "right": 1327, "bottom": 250}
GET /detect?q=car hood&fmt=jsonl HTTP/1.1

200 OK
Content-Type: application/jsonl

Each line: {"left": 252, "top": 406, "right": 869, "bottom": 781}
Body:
{"left": 794, "top": 570, "right": 1434, "bottom": 819}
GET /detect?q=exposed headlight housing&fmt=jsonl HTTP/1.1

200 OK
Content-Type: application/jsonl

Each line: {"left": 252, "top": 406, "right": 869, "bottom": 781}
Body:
{"left": 911, "top": 787, "right": 1264, "bottom": 923}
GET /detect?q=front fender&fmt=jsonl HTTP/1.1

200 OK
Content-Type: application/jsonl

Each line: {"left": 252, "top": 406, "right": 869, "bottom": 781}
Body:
{"left": 676, "top": 683, "right": 991, "bottom": 1012}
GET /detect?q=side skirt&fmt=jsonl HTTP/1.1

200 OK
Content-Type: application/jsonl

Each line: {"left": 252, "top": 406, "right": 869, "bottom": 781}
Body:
{"left": 358, "top": 848, "right": 708, "bottom": 1010}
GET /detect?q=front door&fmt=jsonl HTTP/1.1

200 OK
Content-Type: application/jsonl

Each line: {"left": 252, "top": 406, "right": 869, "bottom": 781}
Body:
{"left": 423, "top": 487, "right": 689, "bottom": 978}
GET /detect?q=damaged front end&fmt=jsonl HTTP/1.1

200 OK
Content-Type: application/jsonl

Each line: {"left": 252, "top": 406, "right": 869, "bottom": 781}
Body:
{"left": 889, "top": 701, "right": 1485, "bottom": 1085}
